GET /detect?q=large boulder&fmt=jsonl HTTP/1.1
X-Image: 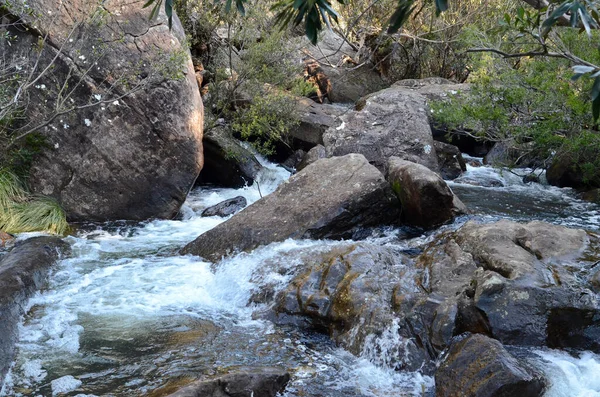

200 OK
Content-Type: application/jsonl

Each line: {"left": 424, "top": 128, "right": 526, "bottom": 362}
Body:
{"left": 416, "top": 220, "right": 600, "bottom": 351}
{"left": 196, "top": 126, "right": 262, "bottom": 188}
{"left": 166, "top": 368, "right": 290, "bottom": 397}
{"left": 387, "top": 157, "right": 466, "bottom": 229}
{"left": 0, "top": 237, "right": 70, "bottom": 389}
{"left": 323, "top": 85, "right": 440, "bottom": 172}
{"left": 435, "top": 333, "right": 546, "bottom": 397}
{"left": 181, "top": 154, "right": 400, "bottom": 261}
{"left": 3, "top": 0, "right": 204, "bottom": 221}
{"left": 267, "top": 243, "right": 428, "bottom": 370}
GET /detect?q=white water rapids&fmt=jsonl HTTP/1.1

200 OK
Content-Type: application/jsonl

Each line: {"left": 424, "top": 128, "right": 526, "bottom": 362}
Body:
{"left": 2, "top": 156, "right": 600, "bottom": 396}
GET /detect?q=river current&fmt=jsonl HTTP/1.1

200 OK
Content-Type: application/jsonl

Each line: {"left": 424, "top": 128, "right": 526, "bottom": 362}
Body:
{"left": 2, "top": 156, "right": 600, "bottom": 396}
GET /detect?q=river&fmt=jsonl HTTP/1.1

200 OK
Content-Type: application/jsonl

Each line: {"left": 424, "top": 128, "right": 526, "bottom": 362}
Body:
{"left": 2, "top": 156, "right": 600, "bottom": 396}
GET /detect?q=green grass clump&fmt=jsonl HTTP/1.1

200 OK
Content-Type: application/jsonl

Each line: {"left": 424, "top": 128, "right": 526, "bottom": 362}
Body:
{"left": 0, "top": 169, "right": 68, "bottom": 235}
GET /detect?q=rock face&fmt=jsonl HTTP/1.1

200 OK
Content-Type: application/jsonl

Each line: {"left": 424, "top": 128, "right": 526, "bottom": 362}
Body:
{"left": 435, "top": 333, "right": 546, "bottom": 397}
{"left": 197, "top": 126, "right": 262, "bottom": 188}
{"left": 434, "top": 141, "right": 466, "bottom": 180}
{"left": 4, "top": 0, "right": 203, "bottom": 221}
{"left": 201, "top": 196, "right": 247, "bottom": 217}
{"left": 166, "top": 368, "right": 290, "bottom": 397}
{"left": 387, "top": 157, "right": 466, "bottom": 228}
{"left": 0, "top": 237, "right": 70, "bottom": 389}
{"left": 323, "top": 85, "right": 440, "bottom": 172}
{"left": 181, "top": 154, "right": 400, "bottom": 261}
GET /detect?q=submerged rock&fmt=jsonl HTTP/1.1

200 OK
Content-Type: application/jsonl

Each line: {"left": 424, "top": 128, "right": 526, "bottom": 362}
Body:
{"left": 387, "top": 157, "right": 466, "bottom": 229}
{"left": 4, "top": 1, "right": 204, "bottom": 221}
{"left": 201, "top": 196, "right": 247, "bottom": 217}
{"left": 166, "top": 368, "right": 290, "bottom": 397}
{"left": 435, "top": 333, "right": 546, "bottom": 397}
{"left": 181, "top": 154, "right": 400, "bottom": 261}
{"left": 0, "top": 237, "right": 70, "bottom": 389}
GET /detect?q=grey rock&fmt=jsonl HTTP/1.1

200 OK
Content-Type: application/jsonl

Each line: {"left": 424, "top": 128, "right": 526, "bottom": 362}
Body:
{"left": 197, "top": 126, "right": 262, "bottom": 188}
{"left": 266, "top": 243, "right": 429, "bottom": 372}
{"left": 181, "top": 154, "right": 400, "bottom": 261}
{"left": 435, "top": 333, "right": 546, "bottom": 397}
{"left": 296, "top": 145, "right": 327, "bottom": 171}
{"left": 323, "top": 85, "right": 440, "bottom": 172}
{"left": 298, "top": 31, "right": 387, "bottom": 103}
{"left": 166, "top": 368, "right": 290, "bottom": 397}
{"left": 416, "top": 220, "right": 600, "bottom": 351}
{"left": 387, "top": 157, "right": 466, "bottom": 229}
{"left": 289, "top": 98, "right": 347, "bottom": 148}
{"left": 5, "top": 1, "right": 204, "bottom": 221}
{"left": 0, "top": 237, "right": 70, "bottom": 389}
{"left": 201, "top": 196, "right": 247, "bottom": 217}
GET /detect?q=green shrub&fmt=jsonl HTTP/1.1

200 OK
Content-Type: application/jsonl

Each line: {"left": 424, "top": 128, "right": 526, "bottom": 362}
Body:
{"left": 431, "top": 30, "right": 599, "bottom": 180}
{"left": 231, "top": 91, "right": 299, "bottom": 155}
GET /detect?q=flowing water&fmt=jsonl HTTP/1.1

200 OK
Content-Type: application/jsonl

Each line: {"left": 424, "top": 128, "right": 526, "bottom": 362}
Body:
{"left": 2, "top": 156, "right": 600, "bottom": 396}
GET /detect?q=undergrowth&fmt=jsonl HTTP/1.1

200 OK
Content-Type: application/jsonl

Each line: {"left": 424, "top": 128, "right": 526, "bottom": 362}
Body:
{"left": 0, "top": 169, "right": 68, "bottom": 235}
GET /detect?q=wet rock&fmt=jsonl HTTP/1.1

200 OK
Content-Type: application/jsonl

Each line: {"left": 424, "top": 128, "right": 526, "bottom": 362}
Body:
{"left": 387, "top": 157, "right": 466, "bottom": 229}
{"left": 268, "top": 243, "right": 428, "bottom": 371}
{"left": 323, "top": 85, "right": 440, "bottom": 172}
{"left": 296, "top": 145, "right": 327, "bottom": 172}
{"left": 182, "top": 154, "right": 400, "bottom": 261}
{"left": 5, "top": 1, "right": 204, "bottom": 221}
{"left": 523, "top": 174, "right": 540, "bottom": 184}
{"left": 581, "top": 188, "right": 600, "bottom": 205}
{"left": 201, "top": 196, "right": 247, "bottom": 217}
{"left": 197, "top": 126, "right": 263, "bottom": 188}
{"left": 435, "top": 333, "right": 546, "bottom": 397}
{"left": 0, "top": 237, "right": 71, "bottom": 389}
{"left": 434, "top": 141, "right": 466, "bottom": 180}
{"left": 416, "top": 220, "right": 600, "bottom": 351}
{"left": 166, "top": 368, "right": 290, "bottom": 397}
{"left": 453, "top": 176, "right": 505, "bottom": 187}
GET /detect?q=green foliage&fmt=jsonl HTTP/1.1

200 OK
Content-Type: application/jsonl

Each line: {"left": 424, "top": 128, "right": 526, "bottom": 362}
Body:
{"left": 231, "top": 91, "right": 300, "bottom": 155}
{"left": 290, "top": 78, "right": 318, "bottom": 97}
{"left": 0, "top": 169, "right": 68, "bottom": 235}
{"left": 431, "top": 29, "right": 600, "bottom": 185}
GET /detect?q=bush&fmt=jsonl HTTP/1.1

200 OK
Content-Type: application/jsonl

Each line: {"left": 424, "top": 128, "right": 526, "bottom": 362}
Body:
{"left": 231, "top": 91, "right": 300, "bottom": 155}
{"left": 430, "top": 28, "right": 600, "bottom": 186}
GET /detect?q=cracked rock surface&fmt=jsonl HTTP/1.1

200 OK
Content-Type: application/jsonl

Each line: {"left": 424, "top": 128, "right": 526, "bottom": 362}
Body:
{"left": 3, "top": 0, "right": 203, "bottom": 221}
